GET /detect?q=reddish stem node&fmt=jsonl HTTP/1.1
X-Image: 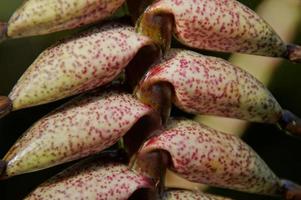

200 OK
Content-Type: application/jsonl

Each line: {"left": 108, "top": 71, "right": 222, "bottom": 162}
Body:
{"left": 0, "top": 96, "right": 12, "bottom": 119}
{"left": 279, "top": 110, "right": 301, "bottom": 138}
{"left": 0, "top": 22, "right": 7, "bottom": 42}
{"left": 286, "top": 44, "right": 301, "bottom": 63}
{"left": 281, "top": 179, "right": 301, "bottom": 200}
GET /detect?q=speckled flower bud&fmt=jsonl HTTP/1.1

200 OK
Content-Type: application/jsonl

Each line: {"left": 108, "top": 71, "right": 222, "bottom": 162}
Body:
{"left": 136, "top": 49, "right": 282, "bottom": 123}
{"left": 1, "top": 88, "right": 155, "bottom": 178}
{"left": 138, "top": 119, "right": 282, "bottom": 196}
{"left": 137, "top": 0, "right": 301, "bottom": 62}
{"left": 3, "top": 23, "right": 155, "bottom": 115}
{"left": 25, "top": 158, "right": 154, "bottom": 200}
{"left": 136, "top": 49, "right": 301, "bottom": 137}
{"left": 6, "top": 0, "right": 125, "bottom": 38}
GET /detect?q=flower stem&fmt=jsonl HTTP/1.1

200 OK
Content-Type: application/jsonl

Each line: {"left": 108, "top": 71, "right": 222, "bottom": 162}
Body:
{"left": 0, "top": 22, "right": 7, "bottom": 42}
{"left": 279, "top": 109, "right": 301, "bottom": 138}
{"left": 0, "top": 96, "right": 12, "bottom": 119}
{"left": 286, "top": 44, "right": 301, "bottom": 63}
{"left": 281, "top": 179, "right": 301, "bottom": 200}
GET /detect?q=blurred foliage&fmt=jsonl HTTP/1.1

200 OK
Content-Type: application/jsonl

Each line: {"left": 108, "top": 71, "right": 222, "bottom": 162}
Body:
{"left": 0, "top": 0, "right": 300, "bottom": 200}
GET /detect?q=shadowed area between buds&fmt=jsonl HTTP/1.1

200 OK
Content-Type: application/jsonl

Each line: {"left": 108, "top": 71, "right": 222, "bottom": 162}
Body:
{"left": 125, "top": 44, "right": 161, "bottom": 89}
{"left": 0, "top": 22, "right": 7, "bottom": 42}
{"left": 124, "top": 111, "right": 162, "bottom": 157}
{"left": 280, "top": 179, "right": 301, "bottom": 200}
{"left": 286, "top": 44, "right": 301, "bottom": 63}
{"left": 0, "top": 96, "right": 12, "bottom": 119}
{"left": 80, "top": 148, "right": 130, "bottom": 165}
{"left": 128, "top": 188, "right": 158, "bottom": 200}
{"left": 127, "top": 0, "right": 156, "bottom": 23}
{"left": 0, "top": 160, "right": 6, "bottom": 178}
{"left": 279, "top": 110, "right": 301, "bottom": 138}
{"left": 136, "top": 12, "right": 174, "bottom": 53}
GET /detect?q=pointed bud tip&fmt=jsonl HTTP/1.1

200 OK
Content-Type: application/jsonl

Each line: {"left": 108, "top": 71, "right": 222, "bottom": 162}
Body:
{"left": 0, "top": 22, "right": 7, "bottom": 42}
{"left": 279, "top": 110, "right": 301, "bottom": 139}
{"left": 281, "top": 179, "right": 301, "bottom": 200}
{"left": 286, "top": 44, "right": 301, "bottom": 63}
{"left": 0, "top": 96, "right": 12, "bottom": 119}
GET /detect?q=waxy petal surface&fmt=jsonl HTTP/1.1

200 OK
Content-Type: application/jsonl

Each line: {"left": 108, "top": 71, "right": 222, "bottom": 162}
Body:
{"left": 7, "top": 0, "right": 125, "bottom": 37}
{"left": 139, "top": 119, "right": 281, "bottom": 195}
{"left": 25, "top": 161, "right": 153, "bottom": 200}
{"left": 3, "top": 89, "right": 153, "bottom": 177}
{"left": 136, "top": 49, "right": 282, "bottom": 123}
{"left": 9, "top": 23, "right": 154, "bottom": 111}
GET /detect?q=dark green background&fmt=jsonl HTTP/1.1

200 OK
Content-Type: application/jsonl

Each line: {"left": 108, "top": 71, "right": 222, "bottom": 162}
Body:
{"left": 0, "top": 1, "right": 301, "bottom": 199}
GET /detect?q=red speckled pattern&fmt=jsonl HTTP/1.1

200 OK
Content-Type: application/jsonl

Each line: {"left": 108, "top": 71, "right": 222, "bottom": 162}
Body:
{"left": 25, "top": 161, "right": 153, "bottom": 200}
{"left": 3, "top": 89, "right": 152, "bottom": 177}
{"left": 136, "top": 49, "right": 282, "bottom": 123}
{"left": 163, "top": 190, "right": 232, "bottom": 200}
{"left": 8, "top": 0, "right": 125, "bottom": 37}
{"left": 139, "top": 119, "right": 281, "bottom": 195}
{"left": 142, "top": 0, "right": 286, "bottom": 56}
{"left": 9, "top": 23, "right": 153, "bottom": 111}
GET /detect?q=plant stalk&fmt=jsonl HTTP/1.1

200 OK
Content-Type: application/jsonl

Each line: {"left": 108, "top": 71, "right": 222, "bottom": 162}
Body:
{"left": 279, "top": 110, "right": 301, "bottom": 138}
{"left": 0, "top": 96, "right": 12, "bottom": 119}
{"left": 286, "top": 44, "right": 301, "bottom": 63}
{"left": 0, "top": 22, "right": 7, "bottom": 42}
{"left": 281, "top": 179, "right": 301, "bottom": 200}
